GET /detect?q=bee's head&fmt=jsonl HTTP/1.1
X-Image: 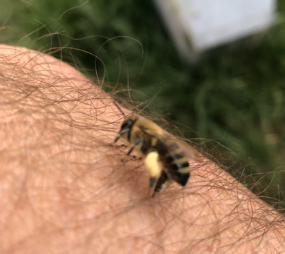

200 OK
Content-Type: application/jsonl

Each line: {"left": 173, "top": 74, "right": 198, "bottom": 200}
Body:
{"left": 114, "top": 117, "right": 137, "bottom": 143}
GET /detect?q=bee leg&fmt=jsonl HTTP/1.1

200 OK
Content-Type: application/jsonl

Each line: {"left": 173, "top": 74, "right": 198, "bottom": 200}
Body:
{"left": 127, "top": 138, "right": 144, "bottom": 156}
{"left": 127, "top": 146, "right": 135, "bottom": 156}
{"left": 157, "top": 179, "right": 174, "bottom": 194}
{"left": 153, "top": 171, "right": 174, "bottom": 196}
{"left": 144, "top": 151, "right": 160, "bottom": 197}
{"left": 154, "top": 171, "right": 168, "bottom": 193}
{"left": 135, "top": 155, "right": 143, "bottom": 160}
{"left": 147, "top": 177, "right": 157, "bottom": 197}
{"left": 121, "top": 138, "right": 144, "bottom": 162}
{"left": 132, "top": 155, "right": 143, "bottom": 160}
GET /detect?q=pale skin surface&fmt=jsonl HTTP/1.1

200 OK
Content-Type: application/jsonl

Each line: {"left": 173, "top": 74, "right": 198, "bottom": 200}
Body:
{"left": 0, "top": 44, "right": 285, "bottom": 254}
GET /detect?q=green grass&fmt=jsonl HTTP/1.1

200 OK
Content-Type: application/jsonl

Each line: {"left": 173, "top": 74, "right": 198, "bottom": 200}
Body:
{"left": 1, "top": 0, "right": 285, "bottom": 206}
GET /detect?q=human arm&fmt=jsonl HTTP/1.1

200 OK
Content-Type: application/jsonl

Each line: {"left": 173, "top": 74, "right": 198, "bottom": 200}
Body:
{"left": 0, "top": 45, "right": 284, "bottom": 253}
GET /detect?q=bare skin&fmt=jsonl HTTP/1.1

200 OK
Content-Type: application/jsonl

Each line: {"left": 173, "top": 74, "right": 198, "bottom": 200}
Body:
{"left": 0, "top": 44, "right": 284, "bottom": 254}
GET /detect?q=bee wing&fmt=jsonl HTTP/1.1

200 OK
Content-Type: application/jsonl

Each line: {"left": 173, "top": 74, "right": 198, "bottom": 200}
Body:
{"left": 179, "top": 138, "right": 202, "bottom": 162}
{"left": 165, "top": 135, "right": 202, "bottom": 162}
{"left": 140, "top": 125, "right": 201, "bottom": 162}
{"left": 138, "top": 125, "right": 161, "bottom": 138}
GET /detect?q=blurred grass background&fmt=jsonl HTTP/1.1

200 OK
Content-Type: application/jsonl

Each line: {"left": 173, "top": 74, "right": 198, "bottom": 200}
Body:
{"left": 1, "top": 0, "right": 285, "bottom": 207}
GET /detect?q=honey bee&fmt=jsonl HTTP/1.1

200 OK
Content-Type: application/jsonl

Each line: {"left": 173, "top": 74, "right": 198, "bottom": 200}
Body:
{"left": 113, "top": 102, "right": 196, "bottom": 196}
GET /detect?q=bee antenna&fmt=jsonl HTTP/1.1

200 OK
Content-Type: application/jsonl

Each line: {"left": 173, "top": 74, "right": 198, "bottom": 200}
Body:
{"left": 113, "top": 101, "right": 126, "bottom": 117}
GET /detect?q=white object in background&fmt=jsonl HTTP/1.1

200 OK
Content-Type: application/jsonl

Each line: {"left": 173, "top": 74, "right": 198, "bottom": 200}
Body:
{"left": 154, "top": 0, "right": 275, "bottom": 62}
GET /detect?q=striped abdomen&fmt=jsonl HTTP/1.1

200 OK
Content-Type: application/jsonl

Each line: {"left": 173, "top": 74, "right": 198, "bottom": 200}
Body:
{"left": 155, "top": 138, "right": 190, "bottom": 186}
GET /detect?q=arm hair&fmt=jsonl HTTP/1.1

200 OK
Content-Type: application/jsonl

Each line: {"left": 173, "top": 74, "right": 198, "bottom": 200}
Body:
{"left": 0, "top": 45, "right": 284, "bottom": 254}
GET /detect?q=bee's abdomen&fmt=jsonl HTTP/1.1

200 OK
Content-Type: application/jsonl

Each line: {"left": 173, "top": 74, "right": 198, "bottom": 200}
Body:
{"left": 156, "top": 139, "right": 190, "bottom": 186}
